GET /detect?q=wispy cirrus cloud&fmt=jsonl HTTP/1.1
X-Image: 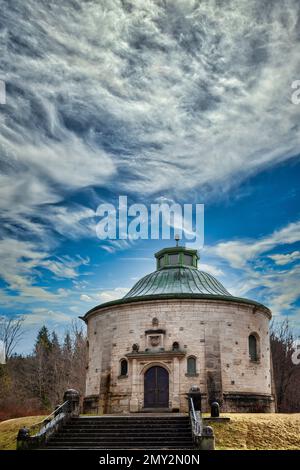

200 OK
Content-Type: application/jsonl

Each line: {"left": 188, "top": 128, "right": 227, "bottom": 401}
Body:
{"left": 206, "top": 220, "right": 300, "bottom": 316}
{"left": 1, "top": 0, "right": 300, "bottom": 345}
{"left": 80, "top": 287, "right": 129, "bottom": 304}
{"left": 0, "top": 238, "right": 89, "bottom": 302}
{"left": 21, "top": 307, "right": 71, "bottom": 326}
{"left": 1, "top": 0, "right": 300, "bottom": 229}
{"left": 209, "top": 221, "right": 300, "bottom": 269}
{"left": 1, "top": 0, "right": 300, "bottom": 215}
{"left": 1, "top": 0, "right": 299, "bottom": 272}
{"left": 269, "top": 251, "right": 300, "bottom": 266}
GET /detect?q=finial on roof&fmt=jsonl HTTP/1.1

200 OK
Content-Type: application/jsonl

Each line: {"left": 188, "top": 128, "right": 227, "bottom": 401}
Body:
{"left": 175, "top": 234, "right": 180, "bottom": 247}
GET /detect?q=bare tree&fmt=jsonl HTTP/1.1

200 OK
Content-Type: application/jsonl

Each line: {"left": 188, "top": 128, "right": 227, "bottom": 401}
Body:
{"left": 71, "top": 320, "right": 87, "bottom": 396}
{"left": 0, "top": 320, "right": 88, "bottom": 419}
{"left": 0, "top": 316, "right": 24, "bottom": 360}
{"left": 270, "top": 318, "right": 299, "bottom": 411}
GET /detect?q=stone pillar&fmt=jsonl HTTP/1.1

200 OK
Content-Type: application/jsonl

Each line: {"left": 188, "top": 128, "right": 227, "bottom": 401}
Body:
{"left": 172, "top": 357, "right": 180, "bottom": 410}
{"left": 198, "top": 426, "right": 215, "bottom": 450}
{"left": 205, "top": 322, "right": 223, "bottom": 407}
{"left": 16, "top": 427, "right": 30, "bottom": 450}
{"left": 129, "top": 359, "right": 139, "bottom": 412}
{"left": 63, "top": 389, "right": 80, "bottom": 416}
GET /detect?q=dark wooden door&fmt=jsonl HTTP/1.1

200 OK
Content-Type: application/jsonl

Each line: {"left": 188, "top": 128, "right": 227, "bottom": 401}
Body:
{"left": 144, "top": 366, "right": 169, "bottom": 408}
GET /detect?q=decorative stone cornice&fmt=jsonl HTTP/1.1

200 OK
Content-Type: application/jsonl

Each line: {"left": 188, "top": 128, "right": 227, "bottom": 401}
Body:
{"left": 126, "top": 350, "right": 186, "bottom": 360}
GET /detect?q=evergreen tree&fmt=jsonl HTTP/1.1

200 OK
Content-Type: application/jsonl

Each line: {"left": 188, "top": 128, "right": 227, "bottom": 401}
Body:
{"left": 63, "top": 332, "right": 72, "bottom": 354}
{"left": 51, "top": 331, "right": 60, "bottom": 352}
{"left": 49, "top": 331, "right": 63, "bottom": 404}
{"left": 35, "top": 326, "right": 52, "bottom": 353}
{"left": 63, "top": 331, "right": 73, "bottom": 385}
{"left": 34, "top": 326, "right": 52, "bottom": 408}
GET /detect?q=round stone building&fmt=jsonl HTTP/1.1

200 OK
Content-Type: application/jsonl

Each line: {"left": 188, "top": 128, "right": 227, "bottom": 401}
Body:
{"left": 82, "top": 245, "right": 275, "bottom": 414}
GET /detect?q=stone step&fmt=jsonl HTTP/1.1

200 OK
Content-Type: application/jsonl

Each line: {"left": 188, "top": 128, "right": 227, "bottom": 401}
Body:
{"left": 71, "top": 419, "right": 190, "bottom": 424}
{"left": 49, "top": 433, "right": 192, "bottom": 440}
{"left": 48, "top": 431, "right": 190, "bottom": 437}
{"left": 51, "top": 432, "right": 192, "bottom": 437}
{"left": 51, "top": 438, "right": 191, "bottom": 444}
{"left": 60, "top": 428, "right": 191, "bottom": 436}
{"left": 44, "top": 415, "right": 193, "bottom": 450}
{"left": 63, "top": 422, "right": 190, "bottom": 426}
{"left": 44, "top": 445, "right": 195, "bottom": 450}
{"left": 71, "top": 415, "right": 188, "bottom": 422}
{"left": 62, "top": 425, "right": 190, "bottom": 431}
{"left": 47, "top": 441, "right": 193, "bottom": 447}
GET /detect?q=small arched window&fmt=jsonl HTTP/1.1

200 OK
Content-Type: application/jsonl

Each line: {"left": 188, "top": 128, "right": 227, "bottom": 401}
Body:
{"left": 249, "top": 334, "right": 258, "bottom": 361}
{"left": 120, "top": 359, "right": 128, "bottom": 376}
{"left": 187, "top": 356, "right": 197, "bottom": 375}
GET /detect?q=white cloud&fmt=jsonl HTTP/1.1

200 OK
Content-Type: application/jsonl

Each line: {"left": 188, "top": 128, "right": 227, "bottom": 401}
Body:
{"left": 41, "top": 255, "right": 90, "bottom": 279}
{"left": 1, "top": 0, "right": 299, "bottom": 282}
{"left": 199, "top": 263, "right": 224, "bottom": 277}
{"left": 22, "top": 308, "right": 71, "bottom": 326}
{"left": 0, "top": 1, "right": 299, "bottom": 267}
{"left": 1, "top": 0, "right": 300, "bottom": 342}
{"left": 80, "top": 294, "right": 92, "bottom": 302}
{"left": 101, "top": 239, "right": 135, "bottom": 254}
{"left": 69, "top": 305, "right": 82, "bottom": 313}
{"left": 269, "top": 251, "right": 300, "bottom": 266}
{"left": 209, "top": 221, "right": 300, "bottom": 269}
{"left": 80, "top": 288, "right": 129, "bottom": 304}
{"left": 207, "top": 220, "right": 300, "bottom": 317}
{"left": 42, "top": 205, "right": 97, "bottom": 240}
{"left": 0, "top": 238, "right": 88, "bottom": 301}
{"left": 95, "top": 288, "right": 130, "bottom": 303}
{"left": 1, "top": 0, "right": 300, "bottom": 218}
{"left": 72, "top": 280, "right": 89, "bottom": 290}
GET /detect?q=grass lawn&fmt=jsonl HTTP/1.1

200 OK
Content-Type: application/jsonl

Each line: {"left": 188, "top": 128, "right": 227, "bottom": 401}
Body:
{"left": 0, "top": 413, "right": 299, "bottom": 450}
{"left": 206, "top": 413, "right": 300, "bottom": 450}
{"left": 0, "top": 416, "right": 45, "bottom": 450}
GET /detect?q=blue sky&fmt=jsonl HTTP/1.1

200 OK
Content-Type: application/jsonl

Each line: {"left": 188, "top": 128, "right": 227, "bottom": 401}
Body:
{"left": 0, "top": 0, "right": 300, "bottom": 354}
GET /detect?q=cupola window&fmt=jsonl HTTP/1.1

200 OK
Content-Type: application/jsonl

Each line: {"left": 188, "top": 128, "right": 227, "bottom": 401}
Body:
{"left": 183, "top": 254, "right": 193, "bottom": 265}
{"left": 169, "top": 254, "right": 179, "bottom": 265}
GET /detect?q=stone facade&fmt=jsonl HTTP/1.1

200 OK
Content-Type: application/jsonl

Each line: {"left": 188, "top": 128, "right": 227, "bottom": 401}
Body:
{"left": 83, "top": 298, "right": 275, "bottom": 414}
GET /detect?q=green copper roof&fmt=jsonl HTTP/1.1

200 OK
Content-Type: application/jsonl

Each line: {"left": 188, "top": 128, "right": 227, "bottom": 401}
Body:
{"left": 124, "top": 245, "right": 231, "bottom": 298}
{"left": 124, "top": 266, "right": 231, "bottom": 298}
{"left": 82, "top": 245, "right": 271, "bottom": 320}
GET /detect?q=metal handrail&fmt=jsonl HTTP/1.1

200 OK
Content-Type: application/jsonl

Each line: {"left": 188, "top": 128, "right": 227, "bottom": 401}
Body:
{"left": 188, "top": 395, "right": 202, "bottom": 439}
{"left": 17, "top": 390, "right": 81, "bottom": 450}
{"left": 28, "top": 400, "right": 69, "bottom": 437}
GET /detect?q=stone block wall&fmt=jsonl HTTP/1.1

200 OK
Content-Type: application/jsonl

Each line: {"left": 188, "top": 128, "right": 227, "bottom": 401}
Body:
{"left": 83, "top": 298, "right": 274, "bottom": 414}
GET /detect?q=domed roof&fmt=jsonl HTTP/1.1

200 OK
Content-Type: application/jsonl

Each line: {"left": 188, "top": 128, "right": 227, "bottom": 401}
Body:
{"left": 124, "top": 245, "right": 231, "bottom": 298}
{"left": 124, "top": 267, "right": 231, "bottom": 298}
{"left": 83, "top": 244, "right": 271, "bottom": 320}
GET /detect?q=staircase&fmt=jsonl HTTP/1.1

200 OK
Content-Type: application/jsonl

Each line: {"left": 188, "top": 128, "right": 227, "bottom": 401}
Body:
{"left": 45, "top": 415, "right": 194, "bottom": 449}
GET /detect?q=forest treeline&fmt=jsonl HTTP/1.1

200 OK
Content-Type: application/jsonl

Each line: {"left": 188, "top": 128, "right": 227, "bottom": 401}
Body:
{"left": 0, "top": 318, "right": 299, "bottom": 421}
{"left": 0, "top": 322, "right": 86, "bottom": 421}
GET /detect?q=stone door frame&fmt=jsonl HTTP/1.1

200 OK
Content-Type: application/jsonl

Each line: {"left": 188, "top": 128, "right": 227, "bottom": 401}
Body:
{"left": 143, "top": 364, "right": 169, "bottom": 408}
{"left": 126, "top": 351, "right": 185, "bottom": 412}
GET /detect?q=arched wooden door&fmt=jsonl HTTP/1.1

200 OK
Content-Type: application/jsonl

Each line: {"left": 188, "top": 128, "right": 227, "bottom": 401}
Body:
{"left": 144, "top": 366, "right": 169, "bottom": 408}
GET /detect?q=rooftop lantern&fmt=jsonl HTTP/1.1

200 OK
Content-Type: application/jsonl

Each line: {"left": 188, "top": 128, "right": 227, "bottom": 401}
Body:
{"left": 154, "top": 238, "right": 199, "bottom": 270}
